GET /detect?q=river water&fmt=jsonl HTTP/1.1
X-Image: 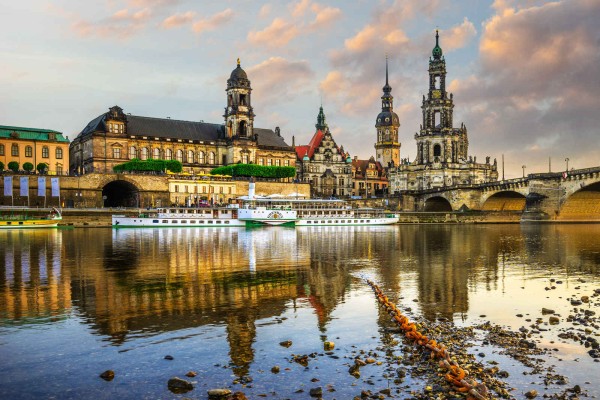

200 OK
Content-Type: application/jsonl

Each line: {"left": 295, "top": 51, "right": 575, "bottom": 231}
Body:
{"left": 0, "top": 224, "right": 599, "bottom": 399}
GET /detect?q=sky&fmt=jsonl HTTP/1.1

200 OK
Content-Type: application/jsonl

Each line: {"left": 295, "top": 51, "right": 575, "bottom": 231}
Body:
{"left": 1, "top": 0, "right": 599, "bottom": 178}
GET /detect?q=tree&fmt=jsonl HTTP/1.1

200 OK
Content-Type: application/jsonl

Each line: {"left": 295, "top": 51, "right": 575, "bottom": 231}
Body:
{"left": 8, "top": 161, "right": 19, "bottom": 173}
{"left": 37, "top": 163, "right": 48, "bottom": 174}
{"left": 0, "top": 161, "right": 4, "bottom": 171}
{"left": 23, "top": 162, "right": 34, "bottom": 172}
{"left": 210, "top": 164, "right": 296, "bottom": 179}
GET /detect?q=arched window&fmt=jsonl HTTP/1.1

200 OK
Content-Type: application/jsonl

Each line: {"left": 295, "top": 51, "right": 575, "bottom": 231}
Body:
{"left": 153, "top": 148, "right": 161, "bottom": 159}
{"left": 198, "top": 151, "right": 205, "bottom": 164}
{"left": 176, "top": 150, "right": 183, "bottom": 162}
{"left": 25, "top": 146, "right": 33, "bottom": 157}
{"left": 187, "top": 150, "right": 194, "bottom": 163}
{"left": 241, "top": 153, "right": 248, "bottom": 164}
{"left": 433, "top": 144, "right": 441, "bottom": 157}
{"left": 11, "top": 144, "right": 18, "bottom": 156}
{"left": 140, "top": 147, "right": 148, "bottom": 160}
{"left": 129, "top": 146, "right": 137, "bottom": 159}
{"left": 0, "top": 144, "right": 4, "bottom": 155}
{"left": 42, "top": 146, "right": 49, "bottom": 158}
{"left": 208, "top": 152, "right": 215, "bottom": 165}
{"left": 56, "top": 148, "right": 63, "bottom": 159}
{"left": 239, "top": 121, "right": 247, "bottom": 137}
{"left": 165, "top": 149, "right": 172, "bottom": 160}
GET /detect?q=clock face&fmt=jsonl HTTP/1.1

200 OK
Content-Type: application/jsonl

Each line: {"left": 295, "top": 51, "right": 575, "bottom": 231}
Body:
{"left": 432, "top": 90, "right": 441, "bottom": 99}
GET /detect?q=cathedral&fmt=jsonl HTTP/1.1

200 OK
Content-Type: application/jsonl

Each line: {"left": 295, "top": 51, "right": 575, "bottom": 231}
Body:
{"left": 69, "top": 60, "right": 296, "bottom": 176}
{"left": 386, "top": 31, "right": 498, "bottom": 193}
{"left": 294, "top": 106, "right": 353, "bottom": 197}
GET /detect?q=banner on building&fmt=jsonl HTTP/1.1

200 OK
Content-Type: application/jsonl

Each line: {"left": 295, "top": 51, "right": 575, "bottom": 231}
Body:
{"left": 51, "top": 178, "right": 60, "bottom": 197}
{"left": 38, "top": 177, "right": 46, "bottom": 197}
{"left": 20, "top": 177, "right": 29, "bottom": 197}
{"left": 4, "top": 176, "right": 12, "bottom": 197}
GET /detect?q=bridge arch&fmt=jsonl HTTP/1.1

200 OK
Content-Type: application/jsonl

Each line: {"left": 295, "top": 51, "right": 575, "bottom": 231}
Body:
{"left": 559, "top": 181, "right": 600, "bottom": 221}
{"left": 102, "top": 180, "right": 139, "bottom": 207}
{"left": 481, "top": 191, "right": 526, "bottom": 211}
{"left": 424, "top": 196, "right": 453, "bottom": 212}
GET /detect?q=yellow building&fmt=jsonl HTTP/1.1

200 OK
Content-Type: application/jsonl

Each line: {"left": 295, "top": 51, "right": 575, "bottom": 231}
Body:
{"left": 168, "top": 175, "right": 237, "bottom": 206}
{"left": 69, "top": 60, "right": 296, "bottom": 176}
{"left": 0, "top": 125, "right": 70, "bottom": 175}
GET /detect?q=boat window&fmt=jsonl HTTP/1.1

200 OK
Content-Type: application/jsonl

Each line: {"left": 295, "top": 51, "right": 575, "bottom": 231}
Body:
{"left": 199, "top": 221, "right": 204, "bottom": 223}
{"left": 307, "top": 221, "right": 311, "bottom": 224}
{"left": 153, "top": 220, "right": 159, "bottom": 223}
{"left": 217, "top": 221, "right": 222, "bottom": 224}
{"left": 7, "top": 222, "right": 11, "bottom": 225}
{"left": 334, "top": 220, "right": 338, "bottom": 223}
{"left": 19, "top": 222, "right": 23, "bottom": 225}
{"left": 360, "top": 220, "right": 364, "bottom": 223}
{"left": 225, "top": 221, "right": 229, "bottom": 224}
{"left": 162, "top": 220, "right": 168, "bottom": 224}
{"left": 208, "top": 221, "right": 213, "bottom": 224}
{"left": 172, "top": 220, "right": 178, "bottom": 223}
{"left": 181, "top": 220, "right": 187, "bottom": 224}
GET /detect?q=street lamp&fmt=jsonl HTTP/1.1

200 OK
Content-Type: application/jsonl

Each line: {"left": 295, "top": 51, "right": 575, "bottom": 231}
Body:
{"left": 565, "top": 158, "right": 569, "bottom": 172}
{"left": 522, "top": 165, "right": 526, "bottom": 178}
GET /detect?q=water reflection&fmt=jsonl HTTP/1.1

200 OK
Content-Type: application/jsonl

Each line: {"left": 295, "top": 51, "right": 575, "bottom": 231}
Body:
{"left": 1, "top": 224, "right": 600, "bottom": 386}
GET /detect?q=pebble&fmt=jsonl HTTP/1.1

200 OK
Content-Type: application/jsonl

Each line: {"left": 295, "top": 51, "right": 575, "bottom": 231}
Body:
{"left": 271, "top": 366, "right": 280, "bottom": 374}
{"left": 164, "top": 355, "right": 174, "bottom": 360}
{"left": 309, "top": 387, "right": 322, "bottom": 397}
{"left": 99, "top": 370, "right": 114, "bottom": 381}
{"left": 279, "top": 340, "right": 292, "bottom": 348}
{"left": 168, "top": 377, "right": 194, "bottom": 393}
{"left": 185, "top": 371, "right": 197, "bottom": 377}
{"left": 525, "top": 389, "right": 538, "bottom": 398}
{"left": 324, "top": 341, "right": 335, "bottom": 351}
{"left": 207, "top": 388, "right": 232, "bottom": 398}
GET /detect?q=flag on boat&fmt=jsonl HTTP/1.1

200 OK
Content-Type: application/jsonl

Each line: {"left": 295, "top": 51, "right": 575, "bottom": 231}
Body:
{"left": 38, "top": 177, "right": 46, "bottom": 197}
{"left": 4, "top": 176, "right": 12, "bottom": 196}
{"left": 20, "top": 177, "right": 29, "bottom": 197}
{"left": 51, "top": 178, "right": 60, "bottom": 197}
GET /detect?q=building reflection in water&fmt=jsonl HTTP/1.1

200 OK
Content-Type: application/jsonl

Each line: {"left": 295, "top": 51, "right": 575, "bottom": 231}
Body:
{"left": 1, "top": 224, "right": 600, "bottom": 379}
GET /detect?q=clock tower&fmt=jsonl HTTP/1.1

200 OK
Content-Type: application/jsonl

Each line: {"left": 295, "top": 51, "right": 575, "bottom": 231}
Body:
{"left": 374, "top": 57, "right": 400, "bottom": 168}
{"left": 415, "top": 30, "right": 468, "bottom": 165}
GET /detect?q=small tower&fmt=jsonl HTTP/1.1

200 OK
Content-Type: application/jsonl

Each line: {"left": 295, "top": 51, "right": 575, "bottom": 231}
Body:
{"left": 315, "top": 105, "right": 327, "bottom": 131}
{"left": 415, "top": 30, "right": 468, "bottom": 165}
{"left": 374, "top": 56, "right": 401, "bottom": 168}
{"left": 224, "top": 58, "right": 255, "bottom": 140}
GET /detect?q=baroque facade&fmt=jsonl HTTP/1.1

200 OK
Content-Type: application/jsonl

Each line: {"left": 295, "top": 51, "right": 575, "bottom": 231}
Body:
{"left": 387, "top": 31, "right": 498, "bottom": 193}
{"left": 0, "top": 125, "right": 70, "bottom": 175}
{"left": 69, "top": 60, "right": 296, "bottom": 176}
{"left": 294, "top": 107, "right": 353, "bottom": 198}
{"left": 351, "top": 156, "right": 388, "bottom": 197}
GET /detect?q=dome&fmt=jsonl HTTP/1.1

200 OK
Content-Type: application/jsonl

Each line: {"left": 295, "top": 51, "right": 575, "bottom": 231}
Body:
{"left": 376, "top": 110, "right": 399, "bottom": 127}
{"left": 228, "top": 58, "right": 250, "bottom": 87}
{"left": 432, "top": 30, "right": 443, "bottom": 60}
{"left": 346, "top": 156, "right": 352, "bottom": 163}
{"left": 303, "top": 155, "right": 310, "bottom": 162}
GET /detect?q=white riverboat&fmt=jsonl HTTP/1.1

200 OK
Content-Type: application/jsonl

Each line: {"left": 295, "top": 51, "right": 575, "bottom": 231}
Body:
{"left": 0, "top": 207, "right": 62, "bottom": 229}
{"left": 238, "top": 198, "right": 398, "bottom": 226}
{"left": 112, "top": 207, "right": 245, "bottom": 228}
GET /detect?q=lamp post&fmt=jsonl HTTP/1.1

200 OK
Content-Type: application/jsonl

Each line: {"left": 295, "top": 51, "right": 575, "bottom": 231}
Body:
{"left": 522, "top": 165, "right": 526, "bottom": 178}
{"left": 565, "top": 158, "right": 569, "bottom": 172}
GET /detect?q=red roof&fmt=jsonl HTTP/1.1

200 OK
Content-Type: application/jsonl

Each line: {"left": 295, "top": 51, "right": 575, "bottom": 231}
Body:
{"left": 295, "top": 129, "right": 324, "bottom": 160}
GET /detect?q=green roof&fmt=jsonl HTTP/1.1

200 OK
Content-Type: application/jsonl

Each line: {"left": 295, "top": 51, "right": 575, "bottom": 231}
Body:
{"left": 0, "top": 125, "right": 70, "bottom": 143}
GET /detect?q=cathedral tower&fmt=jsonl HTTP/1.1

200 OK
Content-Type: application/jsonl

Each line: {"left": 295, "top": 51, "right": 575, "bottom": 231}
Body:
{"left": 415, "top": 30, "right": 468, "bottom": 165}
{"left": 224, "top": 58, "right": 255, "bottom": 140}
{"left": 374, "top": 57, "right": 400, "bottom": 168}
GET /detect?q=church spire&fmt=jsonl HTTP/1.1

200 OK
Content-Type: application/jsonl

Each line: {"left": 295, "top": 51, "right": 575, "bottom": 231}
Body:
{"left": 316, "top": 105, "right": 327, "bottom": 131}
{"left": 383, "top": 54, "right": 392, "bottom": 94}
{"left": 432, "top": 29, "right": 443, "bottom": 60}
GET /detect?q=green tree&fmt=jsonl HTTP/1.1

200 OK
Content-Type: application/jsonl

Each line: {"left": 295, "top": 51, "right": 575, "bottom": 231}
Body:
{"left": 210, "top": 164, "right": 296, "bottom": 179}
{"left": 0, "top": 161, "right": 4, "bottom": 171}
{"left": 8, "top": 161, "right": 19, "bottom": 172}
{"left": 23, "top": 162, "right": 34, "bottom": 172}
{"left": 37, "top": 163, "right": 48, "bottom": 174}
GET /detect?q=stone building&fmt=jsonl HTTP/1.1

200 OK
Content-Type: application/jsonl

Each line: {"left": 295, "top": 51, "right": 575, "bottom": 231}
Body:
{"left": 294, "top": 106, "right": 353, "bottom": 198}
{"left": 69, "top": 60, "right": 296, "bottom": 176}
{"left": 0, "top": 125, "right": 70, "bottom": 175}
{"left": 351, "top": 156, "right": 388, "bottom": 197}
{"left": 387, "top": 31, "right": 498, "bottom": 193}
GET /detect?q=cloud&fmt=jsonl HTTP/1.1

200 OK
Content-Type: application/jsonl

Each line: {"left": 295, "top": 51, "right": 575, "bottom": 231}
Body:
{"left": 248, "top": 1, "right": 342, "bottom": 48}
{"left": 247, "top": 57, "right": 314, "bottom": 106}
{"left": 192, "top": 9, "right": 234, "bottom": 34}
{"left": 248, "top": 18, "right": 301, "bottom": 48}
{"left": 127, "top": 0, "right": 179, "bottom": 7}
{"left": 72, "top": 8, "right": 152, "bottom": 39}
{"left": 450, "top": 0, "right": 600, "bottom": 175}
{"left": 258, "top": 4, "right": 272, "bottom": 18}
{"left": 441, "top": 17, "right": 477, "bottom": 51}
{"left": 161, "top": 11, "right": 196, "bottom": 29}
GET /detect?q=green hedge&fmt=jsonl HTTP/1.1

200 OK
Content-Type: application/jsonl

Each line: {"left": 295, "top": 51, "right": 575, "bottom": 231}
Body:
{"left": 113, "top": 159, "right": 183, "bottom": 173}
{"left": 8, "top": 161, "right": 19, "bottom": 172}
{"left": 23, "top": 162, "right": 34, "bottom": 172}
{"left": 210, "top": 164, "right": 296, "bottom": 178}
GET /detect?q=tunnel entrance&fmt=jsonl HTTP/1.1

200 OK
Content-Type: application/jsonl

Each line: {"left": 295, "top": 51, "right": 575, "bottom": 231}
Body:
{"left": 424, "top": 197, "right": 452, "bottom": 212}
{"left": 102, "top": 180, "right": 139, "bottom": 207}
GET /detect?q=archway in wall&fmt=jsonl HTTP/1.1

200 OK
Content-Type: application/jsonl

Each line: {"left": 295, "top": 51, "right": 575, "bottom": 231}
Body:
{"left": 102, "top": 180, "right": 139, "bottom": 207}
{"left": 482, "top": 191, "right": 526, "bottom": 211}
{"left": 424, "top": 196, "right": 452, "bottom": 212}
{"left": 558, "top": 182, "right": 600, "bottom": 221}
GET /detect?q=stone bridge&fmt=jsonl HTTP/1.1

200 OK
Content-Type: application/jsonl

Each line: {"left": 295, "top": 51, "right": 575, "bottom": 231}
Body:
{"left": 403, "top": 166, "right": 600, "bottom": 221}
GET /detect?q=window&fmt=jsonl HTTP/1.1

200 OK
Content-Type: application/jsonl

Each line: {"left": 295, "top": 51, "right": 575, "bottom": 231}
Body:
{"left": 113, "top": 147, "right": 121, "bottom": 159}
{"left": 198, "top": 151, "right": 205, "bottom": 164}
{"left": 25, "top": 146, "right": 33, "bottom": 157}
{"left": 188, "top": 150, "right": 194, "bottom": 163}
{"left": 153, "top": 148, "right": 161, "bottom": 159}
{"left": 42, "top": 146, "right": 49, "bottom": 158}
{"left": 242, "top": 153, "right": 249, "bottom": 164}
{"left": 258, "top": 158, "right": 264, "bottom": 166}
{"left": 129, "top": 146, "right": 137, "bottom": 159}
{"left": 56, "top": 148, "right": 63, "bottom": 159}
{"left": 267, "top": 158, "right": 272, "bottom": 166}
{"left": 284, "top": 160, "right": 289, "bottom": 166}
{"left": 56, "top": 164, "right": 63, "bottom": 175}
{"left": 0, "top": 144, "right": 4, "bottom": 155}
{"left": 11, "top": 144, "right": 19, "bottom": 156}
{"left": 140, "top": 147, "right": 148, "bottom": 160}
{"left": 208, "top": 152, "right": 215, "bottom": 165}
{"left": 176, "top": 150, "right": 183, "bottom": 162}
{"left": 165, "top": 149, "right": 172, "bottom": 160}
{"left": 175, "top": 185, "right": 179, "bottom": 192}
{"left": 275, "top": 159, "right": 281, "bottom": 166}
{"left": 433, "top": 144, "right": 441, "bottom": 157}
